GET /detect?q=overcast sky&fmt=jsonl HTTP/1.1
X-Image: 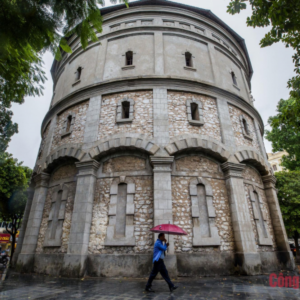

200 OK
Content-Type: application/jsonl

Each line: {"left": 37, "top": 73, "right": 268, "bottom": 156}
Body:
{"left": 7, "top": 0, "right": 295, "bottom": 168}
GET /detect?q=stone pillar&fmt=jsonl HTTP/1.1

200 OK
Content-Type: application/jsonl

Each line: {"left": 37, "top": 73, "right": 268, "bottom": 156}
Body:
{"left": 153, "top": 88, "right": 170, "bottom": 153}
{"left": 154, "top": 32, "right": 164, "bottom": 75}
{"left": 262, "top": 175, "right": 295, "bottom": 270}
{"left": 12, "top": 184, "right": 35, "bottom": 267}
{"left": 62, "top": 160, "right": 100, "bottom": 277}
{"left": 216, "top": 98, "right": 236, "bottom": 153}
{"left": 17, "top": 173, "right": 50, "bottom": 272}
{"left": 83, "top": 95, "right": 102, "bottom": 149}
{"left": 150, "top": 156, "right": 177, "bottom": 277}
{"left": 221, "top": 162, "right": 262, "bottom": 275}
{"left": 254, "top": 120, "right": 268, "bottom": 161}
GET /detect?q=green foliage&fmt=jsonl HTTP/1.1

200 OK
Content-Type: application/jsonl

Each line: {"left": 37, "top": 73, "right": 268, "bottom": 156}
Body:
{"left": 0, "top": 152, "right": 32, "bottom": 261}
{"left": 266, "top": 98, "right": 300, "bottom": 171}
{"left": 227, "top": 0, "right": 300, "bottom": 130}
{"left": 0, "top": 152, "right": 32, "bottom": 215}
{"left": 0, "top": 0, "right": 129, "bottom": 152}
{"left": 276, "top": 171, "right": 300, "bottom": 236}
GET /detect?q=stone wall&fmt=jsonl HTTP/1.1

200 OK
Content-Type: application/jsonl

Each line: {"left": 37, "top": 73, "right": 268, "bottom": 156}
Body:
{"left": 228, "top": 104, "right": 260, "bottom": 152}
{"left": 243, "top": 166, "right": 276, "bottom": 251}
{"left": 51, "top": 101, "right": 89, "bottom": 151}
{"left": 37, "top": 121, "right": 51, "bottom": 160}
{"left": 98, "top": 91, "right": 153, "bottom": 140}
{"left": 168, "top": 92, "right": 222, "bottom": 141}
{"left": 103, "top": 156, "right": 146, "bottom": 173}
{"left": 89, "top": 156, "right": 154, "bottom": 254}
{"left": 36, "top": 164, "right": 77, "bottom": 253}
{"left": 172, "top": 156, "right": 234, "bottom": 253}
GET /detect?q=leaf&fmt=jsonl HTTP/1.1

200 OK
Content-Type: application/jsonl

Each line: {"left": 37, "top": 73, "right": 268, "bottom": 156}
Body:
{"left": 60, "top": 38, "right": 72, "bottom": 54}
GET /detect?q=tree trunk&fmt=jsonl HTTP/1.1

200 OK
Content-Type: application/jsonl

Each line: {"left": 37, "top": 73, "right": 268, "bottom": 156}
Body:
{"left": 294, "top": 231, "right": 300, "bottom": 263}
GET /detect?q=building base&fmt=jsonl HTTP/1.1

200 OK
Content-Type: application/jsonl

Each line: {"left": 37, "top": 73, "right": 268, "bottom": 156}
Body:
{"left": 16, "top": 252, "right": 295, "bottom": 278}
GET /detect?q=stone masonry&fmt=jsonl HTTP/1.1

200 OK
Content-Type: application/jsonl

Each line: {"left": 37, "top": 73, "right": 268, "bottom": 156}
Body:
{"left": 16, "top": 0, "right": 294, "bottom": 278}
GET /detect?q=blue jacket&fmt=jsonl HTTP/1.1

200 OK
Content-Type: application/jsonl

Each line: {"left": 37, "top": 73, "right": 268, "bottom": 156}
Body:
{"left": 152, "top": 239, "right": 168, "bottom": 263}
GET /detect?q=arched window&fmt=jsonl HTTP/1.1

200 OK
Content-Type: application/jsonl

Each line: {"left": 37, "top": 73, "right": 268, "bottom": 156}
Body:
{"left": 105, "top": 178, "right": 136, "bottom": 246}
{"left": 66, "top": 115, "right": 72, "bottom": 132}
{"left": 189, "top": 177, "right": 220, "bottom": 246}
{"left": 185, "top": 52, "right": 193, "bottom": 67}
{"left": 190, "top": 103, "right": 199, "bottom": 121}
{"left": 249, "top": 186, "right": 272, "bottom": 245}
{"left": 239, "top": 115, "right": 252, "bottom": 140}
{"left": 122, "top": 101, "right": 130, "bottom": 119}
{"left": 242, "top": 118, "right": 249, "bottom": 135}
{"left": 62, "top": 112, "right": 76, "bottom": 137}
{"left": 116, "top": 98, "right": 134, "bottom": 123}
{"left": 76, "top": 67, "right": 82, "bottom": 81}
{"left": 231, "top": 71, "right": 237, "bottom": 86}
{"left": 125, "top": 51, "right": 133, "bottom": 66}
{"left": 186, "top": 100, "right": 204, "bottom": 126}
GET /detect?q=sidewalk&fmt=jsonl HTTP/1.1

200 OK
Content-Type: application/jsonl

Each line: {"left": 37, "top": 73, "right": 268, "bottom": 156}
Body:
{"left": 0, "top": 271, "right": 300, "bottom": 300}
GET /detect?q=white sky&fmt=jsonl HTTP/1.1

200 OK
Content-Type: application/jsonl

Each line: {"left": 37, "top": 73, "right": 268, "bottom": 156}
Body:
{"left": 7, "top": 0, "right": 295, "bottom": 168}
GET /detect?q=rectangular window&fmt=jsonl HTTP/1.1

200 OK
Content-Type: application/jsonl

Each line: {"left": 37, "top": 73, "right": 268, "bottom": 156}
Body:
{"left": 273, "top": 165, "right": 277, "bottom": 171}
{"left": 122, "top": 101, "right": 130, "bottom": 119}
{"left": 191, "top": 103, "right": 199, "bottom": 120}
{"left": 126, "top": 51, "right": 133, "bottom": 66}
{"left": 115, "top": 183, "right": 127, "bottom": 238}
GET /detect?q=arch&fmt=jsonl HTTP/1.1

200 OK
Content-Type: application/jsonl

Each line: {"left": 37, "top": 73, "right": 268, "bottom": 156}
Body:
{"left": 165, "top": 135, "right": 230, "bottom": 162}
{"left": 234, "top": 149, "right": 269, "bottom": 175}
{"left": 40, "top": 145, "right": 87, "bottom": 174}
{"left": 88, "top": 134, "right": 160, "bottom": 160}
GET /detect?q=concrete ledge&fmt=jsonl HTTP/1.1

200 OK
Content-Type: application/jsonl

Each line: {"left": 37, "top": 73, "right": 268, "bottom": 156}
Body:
{"left": 276, "top": 251, "right": 296, "bottom": 271}
{"left": 177, "top": 252, "right": 235, "bottom": 277}
{"left": 34, "top": 254, "right": 64, "bottom": 276}
{"left": 235, "top": 252, "right": 261, "bottom": 275}
{"left": 16, "top": 254, "right": 35, "bottom": 273}
{"left": 87, "top": 254, "right": 153, "bottom": 278}
{"left": 16, "top": 252, "right": 288, "bottom": 277}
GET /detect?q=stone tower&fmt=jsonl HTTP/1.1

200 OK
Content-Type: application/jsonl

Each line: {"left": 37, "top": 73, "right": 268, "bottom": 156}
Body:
{"left": 15, "top": 0, "right": 294, "bottom": 277}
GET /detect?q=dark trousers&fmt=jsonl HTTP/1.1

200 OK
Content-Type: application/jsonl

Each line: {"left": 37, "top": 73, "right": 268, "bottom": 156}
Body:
{"left": 146, "top": 259, "right": 174, "bottom": 289}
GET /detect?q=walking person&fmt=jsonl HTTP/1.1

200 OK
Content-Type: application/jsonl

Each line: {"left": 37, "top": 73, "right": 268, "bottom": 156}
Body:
{"left": 145, "top": 233, "right": 178, "bottom": 293}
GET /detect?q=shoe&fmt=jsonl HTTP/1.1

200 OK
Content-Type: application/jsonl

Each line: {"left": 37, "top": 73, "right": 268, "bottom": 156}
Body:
{"left": 145, "top": 287, "right": 155, "bottom": 292}
{"left": 170, "top": 286, "right": 178, "bottom": 293}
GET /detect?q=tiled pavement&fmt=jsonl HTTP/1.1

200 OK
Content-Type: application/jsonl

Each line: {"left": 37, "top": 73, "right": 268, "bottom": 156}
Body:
{"left": 0, "top": 271, "right": 300, "bottom": 300}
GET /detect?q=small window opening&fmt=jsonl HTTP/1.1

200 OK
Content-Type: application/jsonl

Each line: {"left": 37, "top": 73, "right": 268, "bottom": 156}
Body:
{"left": 76, "top": 67, "right": 82, "bottom": 81}
{"left": 273, "top": 165, "right": 277, "bottom": 171}
{"left": 191, "top": 103, "right": 199, "bottom": 120}
{"left": 122, "top": 101, "right": 130, "bottom": 119}
{"left": 66, "top": 115, "right": 72, "bottom": 132}
{"left": 185, "top": 52, "right": 193, "bottom": 67}
{"left": 125, "top": 51, "right": 133, "bottom": 66}
{"left": 242, "top": 118, "right": 249, "bottom": 135}
{"left": 231, "top": 71, "right": 237, "bottom": 85}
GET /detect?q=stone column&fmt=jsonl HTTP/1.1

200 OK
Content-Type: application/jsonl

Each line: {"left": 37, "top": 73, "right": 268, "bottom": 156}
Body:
{"left": 17, "top": 173, "right": 50, "bottom": 271}
{"left": 153, "top": 88, "right": 170, "bottom": 150}
{"left": 62, "top": 160, "right": 100, "bottom": 277}
{"left": 154, "top": 32, "right": 164, "bottom": 75}
{"left": 221, "top": 162, "right": 262, "bottom": 275}
{"left": 216, "top": 98, "right": 236, "bottom": 153}
{"left": 150, "top": 156, "right": 177, "bottom": 277}
{"left": 83, "top": 95, "right": 102, "bottom": 149}
{"left": 12, "top": 184, "right": 35, "bottom": 266}
{"left": 262, "top": 175, "right": 295, "bottom": 270}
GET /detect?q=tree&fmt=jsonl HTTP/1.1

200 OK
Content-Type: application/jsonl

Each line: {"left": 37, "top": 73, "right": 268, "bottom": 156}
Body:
{"left": 265, "top": 98, "right": 300, "bottom": 171}
{"left": 275, "top": 171, "right": 300, "bottom": 262}
{"left": 227, "top": 0, "right": 300, "bottom": 130}
{"left": 0, "top": 0, "right": 129, "bottom": 152}
{"left": 0, "top": 152, "right": 32, "bottom": 263}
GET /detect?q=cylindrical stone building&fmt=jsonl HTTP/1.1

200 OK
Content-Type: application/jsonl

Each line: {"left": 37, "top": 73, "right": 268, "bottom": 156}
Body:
{"left": 15, "top": 0, "right": 295, "bottom": 277}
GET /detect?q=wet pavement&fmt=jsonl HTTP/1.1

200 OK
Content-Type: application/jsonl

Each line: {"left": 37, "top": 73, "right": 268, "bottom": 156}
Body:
{"left": 0, "top": 271, "right": 300, "bottom": 300}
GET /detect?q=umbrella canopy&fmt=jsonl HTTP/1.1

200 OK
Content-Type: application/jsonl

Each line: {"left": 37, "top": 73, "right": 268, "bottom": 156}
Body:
{"left": 150, "top": 224, "right": 187, "bottom": 236}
